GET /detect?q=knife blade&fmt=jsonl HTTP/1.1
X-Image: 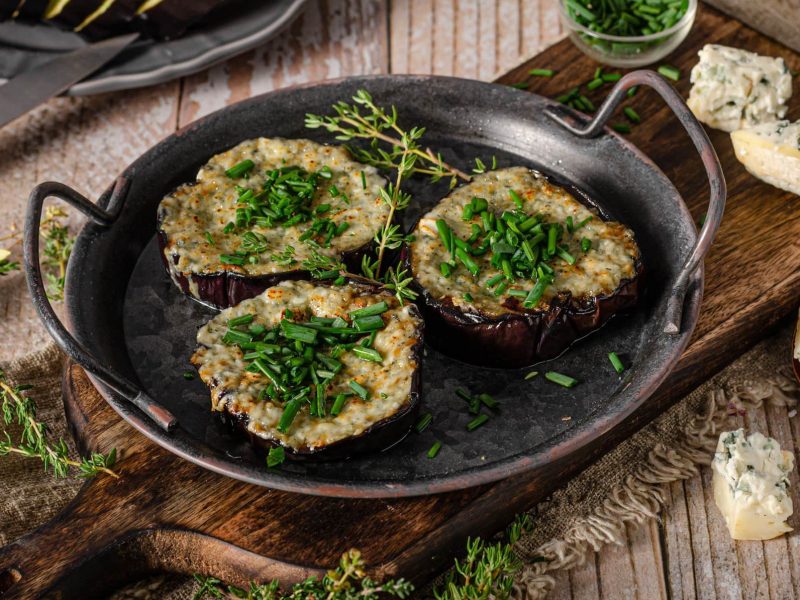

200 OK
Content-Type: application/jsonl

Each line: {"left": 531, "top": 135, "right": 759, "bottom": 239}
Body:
{"left": 0, "top": 32, "right": 139, "bottom": 127}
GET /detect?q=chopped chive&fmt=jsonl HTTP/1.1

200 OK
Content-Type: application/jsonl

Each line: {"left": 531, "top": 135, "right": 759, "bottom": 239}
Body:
{"left": 436, "top": 219, "right": 453, "bottom": 252}
{"left": 612, "top": 123, "right": 631, "bottom": 134}
{"left": 587, "top": 78, "right": 604, "bottom": 90}
{"left": 456, "top": 388, "right": 473, "bottom": 403}
{"left": 478, "top": 393, "right": 498, "bottom": 409}
{"left": 360, "top": 170, "right": 367, "bottom": 189}
{"left": 510, "top": 81, "right": 529, "bottom": 89}
{"left": 228, "top": 313, "right": 255, "bottom": 327}
{"left": 277, "top": 398, "right": 303, "bottom": 432}
{"left": 440, "top": 262, "right": 454, "bottom": 277}
{"left": 427, "top": 441, "right": 442, "bottom": 458}
{"left": 594, "top": 66, "right": 603, "bottom": 79}
{"left": 557, "top": 247, "right": 576, "bottom": 265}
{"left": 204, "top": 231, "right": 215, "bottom": 245}
{"left": 529, "top": 68, "right": 556, "bottom": 77}
{"left": 509, "top": 189, "right": 524, "bottom": 209}
{"left": 331, "top": 393, "right": 348, "bottom": 416}
{"left": 267, "top": 446, "right": 285, "bottom": 468}
{"left": 456, "top": 247, "right": 480, "bottom": 276}
{"left": 463, "top": 292, "right": 474, "bottom": 303}
{"left": 602, "top": 73, "right": 622, "bottom": 82}
{"left": 352, "top": 346, "right": 383, "bottom": 363}
{"left": 578, "top": 95, "right": 595, "bottom": 112}
{"left": 657, "top": 64, "right": 680, "bottom": 81}
{"left": 225, "top": 159, "right": 255, "bottom": 178}
{"left": 524, "top": 371, "right": 539, "bottom": 380}
{"left": 280, "top": 320, "right": 318, "bottom": 343}
{"left": 349, "top": 380, "right": 369, "bottom": 400}
{"left": 349, "top": 301, "right": 389, "bottom": 319}
{"left": 623, "top": 107, "right": 641, "bottom": 123}
{"left": 415, "top": 412, "right": 433, "bottom": 433}
{"left": 353, "top": 315, "right": 385, "bottom": 332}
{"left": 466, "top": 413, "right": 490, "bottom": 431}
{"left": 608, "top": 351, "right": 625, "bottom": 374}
{"left": 627, "top": 86, "right": 638, "bottom": 97}
{"left": 581, "top": 237, "right": 592, "bottom": 252}
{"left": 486, "top": 273, "right": 505, "bottom": 288}
{"left": 182, "top": 370, "right": 195, "bottom": 380}
{"left": 545, "top": 371, "right": 578, "bottom": 388}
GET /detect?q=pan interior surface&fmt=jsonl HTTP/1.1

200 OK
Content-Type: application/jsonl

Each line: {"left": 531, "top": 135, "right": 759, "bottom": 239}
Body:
{"left": 67, "top": 76, "right": 697, "bottom": 496}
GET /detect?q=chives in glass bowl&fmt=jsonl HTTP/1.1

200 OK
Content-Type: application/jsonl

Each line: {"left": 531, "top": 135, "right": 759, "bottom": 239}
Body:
{"left": 559, "top": 0, "right": 697, "bottom": 68}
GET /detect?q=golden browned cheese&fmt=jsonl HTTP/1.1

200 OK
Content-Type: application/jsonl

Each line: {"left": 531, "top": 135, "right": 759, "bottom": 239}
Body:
{"left": 158, "top": 138, "right": 388, "bottom": 284}
{"left": 409, "top": 167, "right": 640, "bottom": 316}
{"left": 191, "top": 281, "right": 421, "bottom": 451}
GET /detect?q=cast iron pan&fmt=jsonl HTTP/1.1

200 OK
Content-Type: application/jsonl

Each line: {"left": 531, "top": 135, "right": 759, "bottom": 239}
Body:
{"left": 24, "top": 73, "right": 725, "bottom": 498}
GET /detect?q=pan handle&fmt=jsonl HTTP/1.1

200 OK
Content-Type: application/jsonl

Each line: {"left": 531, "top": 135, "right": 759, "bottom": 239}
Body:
{"left": 23, "top": 179, "right": 178, "bottom": 432}
{"left": 544, "top": 69, "right": 726, "bottom": 335}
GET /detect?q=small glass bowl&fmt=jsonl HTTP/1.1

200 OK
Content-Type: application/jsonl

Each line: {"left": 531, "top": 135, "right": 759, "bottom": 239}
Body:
{"left": 558, "top": 0, "right": 698, "bottom": 68}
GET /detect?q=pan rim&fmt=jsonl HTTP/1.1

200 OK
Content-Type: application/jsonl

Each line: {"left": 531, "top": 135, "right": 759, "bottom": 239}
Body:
{"left": 69, "top": 73, "right": 703, "bottom": 498}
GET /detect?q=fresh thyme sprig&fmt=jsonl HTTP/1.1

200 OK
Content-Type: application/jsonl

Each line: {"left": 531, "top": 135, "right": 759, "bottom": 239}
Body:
{"left": 40, "top": 206, "right": 75, "bottom": 301}
{"left": 1, "top": 225, "right": 21, "bottom": 276}
{"left": 434, "top": 514, "right": 534, "bottom": 600}
{"left": 192, "top": 549, "right": 414, "bottom": 600}
{"left": 305, "top": 89, "right": 471, "bottom": 188}
{"left": 0, "top": 370, "right": 118, "bottom": 479}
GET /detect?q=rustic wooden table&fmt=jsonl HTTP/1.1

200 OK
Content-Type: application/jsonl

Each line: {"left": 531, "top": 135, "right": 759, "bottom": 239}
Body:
{"left": 1, "top": 2, "right": 798, "bottom": 598}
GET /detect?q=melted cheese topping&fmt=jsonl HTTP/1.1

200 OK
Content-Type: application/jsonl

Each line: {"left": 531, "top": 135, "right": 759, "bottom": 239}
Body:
{"left": 409, "top": 167, "right": 639, "bottom": 317}
{"left": 731, "top": 119, "right": 800, "bottom": 196}
{"left": 688, "top": 44, "right": 792, "bottom": 133}
{"left": 191, "top": 280, "right": 421, "bottom": 451}
{"left": 158, "top": 138, "right": 388, "bottom": 278}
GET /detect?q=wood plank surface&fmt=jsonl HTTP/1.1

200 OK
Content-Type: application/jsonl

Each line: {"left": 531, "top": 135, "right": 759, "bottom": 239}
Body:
{"left": 2, "top": 1, "right": 800, "bottom": 598}
{"left": 705, "top": 0, "right": 800, "bottom": 54}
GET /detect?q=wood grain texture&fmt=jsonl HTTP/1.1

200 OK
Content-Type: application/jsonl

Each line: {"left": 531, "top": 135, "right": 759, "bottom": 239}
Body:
{"left": 705, "top": 0, "right": 800, "bottom": 54}
{"left": 3, "top": 1, "right": 800, "bottom": 598}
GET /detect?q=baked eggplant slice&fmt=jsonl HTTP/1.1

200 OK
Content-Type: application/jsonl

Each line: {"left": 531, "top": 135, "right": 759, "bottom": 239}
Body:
{"left": 134, "top": 0, "right": 229, "bottom": 39}
{"left": 407, "top": 166, "right": 642, "bottom": 368}
{"left": 158, "top": 137, "right": 388, "bottom": 309}
{"left": 191, "top": 280, "right": 423, "bottom": 459}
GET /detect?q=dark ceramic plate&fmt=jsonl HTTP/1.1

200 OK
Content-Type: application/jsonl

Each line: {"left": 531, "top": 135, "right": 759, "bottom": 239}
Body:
{"left": 24, "top": 74, "right": 724, "bottom": 498}
{"left": 0, "top": 0, "right": 306, "bottom": 95}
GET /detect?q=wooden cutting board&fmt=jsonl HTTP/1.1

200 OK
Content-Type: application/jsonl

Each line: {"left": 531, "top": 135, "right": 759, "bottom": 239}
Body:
{"left": 2, "top": 5, "right": 800, "bottom": 598}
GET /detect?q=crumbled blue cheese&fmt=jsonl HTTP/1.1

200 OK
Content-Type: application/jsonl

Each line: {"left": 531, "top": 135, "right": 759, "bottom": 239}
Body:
{"left": 712, "top": 429, "right": 794, "bottom": 540}
{"left": 731, "top": 119, "right": 800, "bottom": 196}
{"left": 687, "top": 45, "right": 792, "bottom": 132}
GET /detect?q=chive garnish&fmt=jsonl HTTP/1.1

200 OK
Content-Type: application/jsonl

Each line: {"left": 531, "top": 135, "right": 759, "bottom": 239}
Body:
{"left": 278, "top": 398, "right": 303, "bottom": 432}
{"left": 623, "top": 107, "right": 641, "bottom": 124}
{"left": 524, "top": 371, "right": 539, "bottom": 380}
{"left": 280, "top": 320, "right": 318, "bottom": 343}
{"left": 509, "top": 189, "right": 524, "bottom": 209}
{"left": 267, "top": 446, "right": 285, "bottom": 468}
{"left": 510, "top": 82, "right": 529, "bottom": 89}
{"left": 349, "top": 380, "right": 369, "bottom": 400}
{"left": 587, "top": 78, "right": 604, "bottom": 91}
{"left": 581, "top": 238, "right": 592, "bottom": 252}
{"left": 545, "top": 371, "right": 578, "bottom": 388}
{"left": 360, "top": 170, "right": 367, "bottom": 189}
{"left": 205, "top": 231, "right": 215, "bottom": 245}
{"left": 331, "top": 393, "right": 348, "bottom": 416}
{"left": 353, "top": 315, "right": 385, "bottom": 332}
{"left": 602, "top": 73, "right": 621, "bottom": 82}
{"left": 228, "top": 313, "right": 255, "bottom": 327}
{"left": 225, "top": 159, "right": 255, "bottom": 178}
{"left": 612, "top": 123, "right": 631, "bottom": 134}
{"left": 529, "top": 68, "right": 556, "bottom": 77}
{"left": 349, "top": 301, "right": 389, "bottom": 319}
{"left": 466, "top": 414, "right": 489, "bottom": 431}
{"left": 608, "top": 352, "right": 625, "bottom": 374}
{"left": 352, "top": 346, "right": 383, "bottom": 363}
{"left": 455, "top": 388, "right": 472, "bottom": 403}
{"left": 627, "top": 86, "right": 638, "bottom": 98}
{"left": 415, "top": 412, "right": 433, "bottom": 433}
{"left": 220, "top": 254, "right": 246, "bottom": 266}
{"left": 463, "top": 292, "right": 474, "bottom": 303}
{"left": 440, "top": 262, "right": 454, "bottom": 277}
{"left": 658, "top": 65, "right": 680, "bottom": 81}
{"left": 427, "top": 441, "right": 442, "bottom": 458}
{"left": 478, "top": 393, "right": 498, "bottom": 409}
{"left": 182, "top": 370, "right": 195, "bottom": 380}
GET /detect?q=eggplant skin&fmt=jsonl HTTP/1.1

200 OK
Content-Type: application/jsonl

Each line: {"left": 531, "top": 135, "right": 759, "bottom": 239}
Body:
{"left": 156, "top": 230, "right": 372, "bottom": 309}
{"left": 192, "top": 280, "right": 424, "bottom": 461}
{"left": 407, "top": 248, "right": 643, "bottom": 368}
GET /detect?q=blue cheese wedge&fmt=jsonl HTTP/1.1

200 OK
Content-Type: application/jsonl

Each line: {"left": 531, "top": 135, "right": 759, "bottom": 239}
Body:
{"left": 712, "top": 429, "right": 795, "bottom": 540}
{"left": 731, "top": 120, "right": 800, "bottom": 196}
{"left": 687, "top": 44, "right": 792, "bottom": 132}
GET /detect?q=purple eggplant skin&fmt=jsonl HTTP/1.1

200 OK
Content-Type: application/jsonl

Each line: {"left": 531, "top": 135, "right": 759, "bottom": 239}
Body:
{"left": 196, "top": 283, "right": 424, "bottom": 461}
{"left": 157, "top": 230, "right": 373, "bottom": 309}
{"left": 403, "top": 246, "right": 644, "bottom": 368}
